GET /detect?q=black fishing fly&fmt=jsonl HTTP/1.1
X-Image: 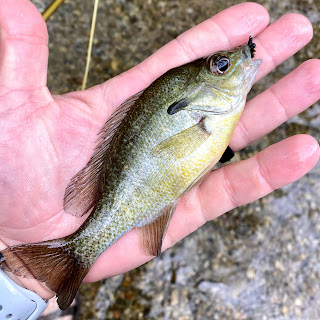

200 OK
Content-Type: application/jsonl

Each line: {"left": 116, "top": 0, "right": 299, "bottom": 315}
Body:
{"left": 248, "top": 35, "right": 256, "bottom": 58}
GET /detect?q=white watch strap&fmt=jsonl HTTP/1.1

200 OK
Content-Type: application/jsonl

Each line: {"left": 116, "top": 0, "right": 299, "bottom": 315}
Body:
{"left": 0, "top": 269, "right": 48, "bottom": 320}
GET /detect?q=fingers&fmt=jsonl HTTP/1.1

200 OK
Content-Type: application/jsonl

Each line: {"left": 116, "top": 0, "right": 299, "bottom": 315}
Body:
{"left": 130, "top": 3, "right": 268, "bottom": 83}
{"left": 230, "top": 59, "right": 320, "bottom": 151}
{"left": 253, "top": 13, "right": 313, "bottom": 82}
{"left": 165, "top": 135, "right": 320, "bottom": 250}
{"left": 91, "top": 2, "right": 269, "bottom": 112}
{"left": 85, "top": 135, "right": 319, "bottom": 282}
{"left": 0, "top": 0, "right": 48, "bottom": 91}
{"left": 92, "top": 8, "right": 313, "bottom": 122}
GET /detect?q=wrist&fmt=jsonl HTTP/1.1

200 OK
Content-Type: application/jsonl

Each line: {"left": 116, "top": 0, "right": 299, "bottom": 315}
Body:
{"left": 0, "top": 269, "right": 50, "bottom": 319}
{"left": 0, "top": 239, "right": 55, "bottom": 300}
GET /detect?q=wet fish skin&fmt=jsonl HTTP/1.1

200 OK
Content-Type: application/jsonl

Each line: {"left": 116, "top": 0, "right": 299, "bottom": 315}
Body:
{"left": 68, "top": 45, "right": 261, "bottom": 259}
{"left": 0, "top": 41, "right": 261, "bottom": 310}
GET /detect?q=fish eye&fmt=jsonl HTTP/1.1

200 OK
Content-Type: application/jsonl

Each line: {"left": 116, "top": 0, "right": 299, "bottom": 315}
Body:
{"left": 210, "top": 56, "right": 230, "bottom": 75}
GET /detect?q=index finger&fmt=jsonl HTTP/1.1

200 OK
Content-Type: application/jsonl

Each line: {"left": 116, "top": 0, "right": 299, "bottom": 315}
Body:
{"left": 86, "top": 3, "right": 269, "bottom": 113}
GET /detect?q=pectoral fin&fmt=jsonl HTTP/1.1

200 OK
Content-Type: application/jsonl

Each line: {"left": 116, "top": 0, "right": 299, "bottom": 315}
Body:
{"left": 152, "top": 120, "right": 210, "bottom": 160}
{"left": 138, "top": 204, "right": 176, "bottom": 256}
{"left": 219, "top": 146, "right": 235, "bottom": 163}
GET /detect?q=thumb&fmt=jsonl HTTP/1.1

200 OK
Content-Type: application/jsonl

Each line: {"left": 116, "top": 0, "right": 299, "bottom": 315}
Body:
{"left": 0, "top": 0, "right": 48, "bottom": 91}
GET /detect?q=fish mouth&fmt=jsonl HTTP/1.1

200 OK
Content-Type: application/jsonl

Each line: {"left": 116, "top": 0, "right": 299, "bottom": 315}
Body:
{"left": 242, "top": 45, "right": 253, "bottom": 61}
{"left": 240, "top": 39, "right": 262, "bottom": 94}
{"left": 242, "top": 50, "right": 262, "bottom": 76}
{"left": 241, "top": 36, "right": 260, "bottom": 66}
{"left": 241, "top": 36, "right": 256, "bottom": 59}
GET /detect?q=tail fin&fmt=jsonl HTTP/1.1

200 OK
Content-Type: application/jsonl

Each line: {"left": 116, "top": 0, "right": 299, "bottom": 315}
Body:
{"left": 0, "top": 240, "right": 90, "bottom": 310}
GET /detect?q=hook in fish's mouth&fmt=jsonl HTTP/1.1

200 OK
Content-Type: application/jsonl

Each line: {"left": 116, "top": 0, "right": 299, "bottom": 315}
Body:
{"left": 241, "top": 35, "right": 257, "bottom": 60}
{"left": 247, "top": 35, "right": 256, "bottom": 58}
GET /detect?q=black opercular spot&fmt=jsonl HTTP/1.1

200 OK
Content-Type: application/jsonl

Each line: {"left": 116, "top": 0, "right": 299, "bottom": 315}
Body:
{"left": 167, "top": 99, "right": 189, "bottom": 115}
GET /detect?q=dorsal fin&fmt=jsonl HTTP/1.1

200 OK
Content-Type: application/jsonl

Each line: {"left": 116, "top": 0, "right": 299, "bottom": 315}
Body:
{"left": 63, "top": 90, "right": 144, "bottom": 217}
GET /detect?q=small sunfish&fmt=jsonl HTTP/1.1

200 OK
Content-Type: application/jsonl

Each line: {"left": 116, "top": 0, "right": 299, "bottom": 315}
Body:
{"left": 0, "top": 37, "right": 261, "bottom": 310}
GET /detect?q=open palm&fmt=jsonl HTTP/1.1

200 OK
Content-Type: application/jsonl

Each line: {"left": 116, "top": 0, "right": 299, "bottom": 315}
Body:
{"left": 0, "top": 0, "right": 319, "bottom": 299}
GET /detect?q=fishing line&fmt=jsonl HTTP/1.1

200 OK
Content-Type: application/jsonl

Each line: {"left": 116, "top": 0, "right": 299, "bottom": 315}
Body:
{"left": 82, "top": 0, "right": 100, "bottom": 90}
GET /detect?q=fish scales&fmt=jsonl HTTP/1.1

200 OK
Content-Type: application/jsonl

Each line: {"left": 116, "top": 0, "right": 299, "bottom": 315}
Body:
{"left": 71, "top": 64, "right": 209, "bottom": 260}
{"left": 70, "top": 70, "right": 239, "bottom": 259}
{"left": 0, "top": 38, "right": 261, "bottom": 310}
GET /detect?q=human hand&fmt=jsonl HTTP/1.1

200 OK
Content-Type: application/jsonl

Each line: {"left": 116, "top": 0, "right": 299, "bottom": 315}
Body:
{"left": 0, "top": 0, "right": 319, "bottom": 300}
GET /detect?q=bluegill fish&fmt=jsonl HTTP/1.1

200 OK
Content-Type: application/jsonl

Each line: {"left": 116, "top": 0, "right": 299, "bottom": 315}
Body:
{"left": 0, "top": 37, "right": 261, "bottom": 310}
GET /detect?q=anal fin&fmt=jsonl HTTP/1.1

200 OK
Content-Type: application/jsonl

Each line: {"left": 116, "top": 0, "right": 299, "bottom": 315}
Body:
{"left": 138, "top": 204, "right": 176, "bottom": 257}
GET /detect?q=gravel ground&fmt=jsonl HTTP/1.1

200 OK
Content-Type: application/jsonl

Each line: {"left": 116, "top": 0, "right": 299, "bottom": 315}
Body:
{"left": 29, "top": 0, "right": 320, "bottom": 319}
